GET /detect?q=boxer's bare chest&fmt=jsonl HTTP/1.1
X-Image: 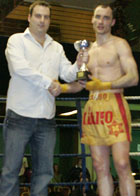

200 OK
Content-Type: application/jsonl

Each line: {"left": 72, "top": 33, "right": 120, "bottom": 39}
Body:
{"left": 87, "top": 41, "right": 120, "bottom": 77}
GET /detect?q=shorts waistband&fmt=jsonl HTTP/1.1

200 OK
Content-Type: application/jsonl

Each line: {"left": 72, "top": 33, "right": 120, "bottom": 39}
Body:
{"left": 89, "top": 92, "right": 122, "bottom": 101}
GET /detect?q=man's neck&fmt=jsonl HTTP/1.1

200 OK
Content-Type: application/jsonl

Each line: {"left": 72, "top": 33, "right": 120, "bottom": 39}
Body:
{"left": 30, "top": 29, "right": 46, "bottom": 46}
{"left": 96, "top": 33, "right": 112, "bottom": 46}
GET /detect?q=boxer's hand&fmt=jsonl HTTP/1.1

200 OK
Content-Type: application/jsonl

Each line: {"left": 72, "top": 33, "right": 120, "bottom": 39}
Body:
{"left": 86, "top": 77, "right": 111, "bottom": 91}
{"left": 78, "top": 80, "right": 87, "bottom": 88}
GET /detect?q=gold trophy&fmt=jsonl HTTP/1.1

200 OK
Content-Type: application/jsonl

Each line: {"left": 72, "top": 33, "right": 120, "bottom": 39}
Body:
{"left": 74, "top": 40, "right": 90, "bottom": 81}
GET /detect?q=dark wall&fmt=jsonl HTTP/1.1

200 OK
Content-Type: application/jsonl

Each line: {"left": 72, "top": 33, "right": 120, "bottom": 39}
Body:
{"left": 0, "top": 36, "right": 10, "bottom": 96}
{"left": 124, "top": 52, "right": 140, "bottom": 96}
{"left": 0, "top": 35, "right": 140, "bottom": 96}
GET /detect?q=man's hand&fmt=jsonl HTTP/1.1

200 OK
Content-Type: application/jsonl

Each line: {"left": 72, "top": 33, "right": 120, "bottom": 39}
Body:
{"left": 49, "top": 80, "right": 69, "bottom": 96}
{"left": 86, "top": 77, "right": 112, "bottom": 91}
{"left": 48, "top": 80, "right": 62, "bottom": 96}
{"left": 76, "top": 49, "right": 89, "bottom": 69}
{"left": 56, "top": 81, "right": 70, "bottom": 93}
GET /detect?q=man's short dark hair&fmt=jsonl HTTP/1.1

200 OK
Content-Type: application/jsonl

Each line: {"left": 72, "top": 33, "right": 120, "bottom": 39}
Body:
{"left": 94, "top": 3, "right": 116, "bottom": 19}
{"left": 29, "top": 0, "right": 51, "bottom": 16}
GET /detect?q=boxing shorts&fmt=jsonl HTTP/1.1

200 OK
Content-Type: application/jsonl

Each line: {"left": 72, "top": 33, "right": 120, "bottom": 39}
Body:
{"left": 81, "top": 92, "right": 131, "bottom": 146}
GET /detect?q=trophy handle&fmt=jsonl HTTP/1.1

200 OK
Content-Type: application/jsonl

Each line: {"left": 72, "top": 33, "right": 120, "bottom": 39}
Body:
{"left": 74, "top": 40, "right": 82, "bottom": 52}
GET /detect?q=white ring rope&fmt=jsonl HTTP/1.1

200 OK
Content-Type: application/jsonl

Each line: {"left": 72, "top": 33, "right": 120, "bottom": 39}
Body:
{"left": 129, "top": 152, "right": 140, "bottom": 156}
{"left": 131, "top": 123, "right": 140, "bottom": 127}
{"left": 125, "top": 96, "right": 140, "bottom": 100}
{"left": 135, "top": 180, "right": 140, "bottom": 184}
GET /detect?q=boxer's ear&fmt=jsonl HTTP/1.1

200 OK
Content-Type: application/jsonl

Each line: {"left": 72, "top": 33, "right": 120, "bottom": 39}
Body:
{"left": 111, "top": 19, "right": 116, "bottom": 27}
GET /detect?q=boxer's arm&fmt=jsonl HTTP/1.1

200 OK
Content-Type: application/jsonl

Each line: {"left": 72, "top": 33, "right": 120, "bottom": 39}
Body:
{"left": 112, "top": 38, "right": 139, "bottom": 88}
{"left": 60, "top": 81, "right": 83, "bottom": 93}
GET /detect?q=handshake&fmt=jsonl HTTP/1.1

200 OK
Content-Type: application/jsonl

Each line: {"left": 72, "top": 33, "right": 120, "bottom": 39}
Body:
{"left": 48, "top": 80, "right": 69, "bottom": 97}
{"left": 49, "top": 77, "right": 112, "bottom": 96}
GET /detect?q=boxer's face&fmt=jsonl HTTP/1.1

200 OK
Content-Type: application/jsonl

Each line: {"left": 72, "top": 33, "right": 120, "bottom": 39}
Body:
{"left": 92, "top": 6, "right": 115, "bottom": 35}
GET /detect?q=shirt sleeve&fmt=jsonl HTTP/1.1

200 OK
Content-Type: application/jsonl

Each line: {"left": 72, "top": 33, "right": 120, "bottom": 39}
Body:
{"left": 5, "top": 34, "right": 52, "bottom": 89}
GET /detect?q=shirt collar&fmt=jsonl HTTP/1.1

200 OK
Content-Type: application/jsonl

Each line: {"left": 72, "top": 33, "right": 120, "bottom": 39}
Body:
{"left": 23, "top": 28, "right": 53, "bottom": 47}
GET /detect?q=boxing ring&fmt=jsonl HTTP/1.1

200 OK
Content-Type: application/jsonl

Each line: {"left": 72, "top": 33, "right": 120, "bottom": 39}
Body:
{"left": 0, "top": 96, "right": 140, "bottom": 196}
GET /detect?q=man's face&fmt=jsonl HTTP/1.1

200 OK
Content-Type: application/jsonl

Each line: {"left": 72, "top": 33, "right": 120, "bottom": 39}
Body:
{"left": 28, "top": 5, "right": 50, "bottom": 35}
{"left": 91, "top": 6, "right": 115, "bottom": 35}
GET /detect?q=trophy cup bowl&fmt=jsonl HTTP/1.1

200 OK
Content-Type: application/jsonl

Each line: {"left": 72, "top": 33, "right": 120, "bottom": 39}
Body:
{"left": 74, "top": 40, "right": 91, "bottom": 81}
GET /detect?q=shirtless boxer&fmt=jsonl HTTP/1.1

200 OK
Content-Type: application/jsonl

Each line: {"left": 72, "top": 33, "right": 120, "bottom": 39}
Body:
{"left": 58, "top": 3, "right": 139, "bottom": 196}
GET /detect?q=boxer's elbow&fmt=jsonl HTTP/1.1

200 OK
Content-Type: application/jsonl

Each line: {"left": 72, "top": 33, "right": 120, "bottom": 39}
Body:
{"left": 132, "top": 73, "right": 139, "bottom": 86}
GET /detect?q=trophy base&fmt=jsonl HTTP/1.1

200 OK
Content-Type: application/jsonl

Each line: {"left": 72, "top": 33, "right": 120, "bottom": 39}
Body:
{"left": 77, "top": 70, "right": 91, "bottom": 81}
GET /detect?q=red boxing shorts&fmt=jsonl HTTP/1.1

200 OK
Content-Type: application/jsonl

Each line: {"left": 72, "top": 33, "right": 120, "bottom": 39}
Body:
{"left": 81, "top": 92, "right": 131, "bottom": 146}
